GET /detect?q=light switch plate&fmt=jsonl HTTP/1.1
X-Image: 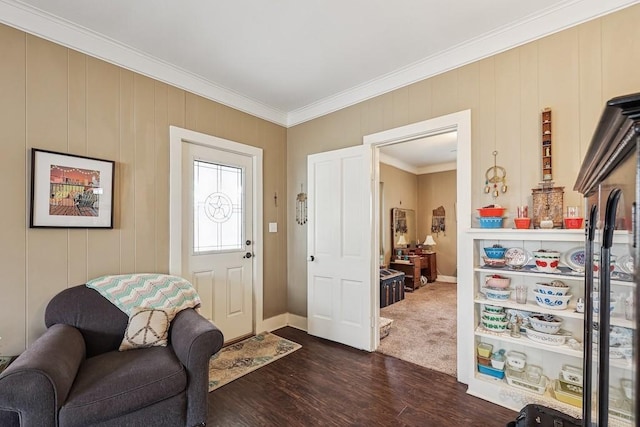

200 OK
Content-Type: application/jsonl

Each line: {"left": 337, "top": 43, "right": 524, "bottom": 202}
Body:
{"left": 269, "top": 222, "right": 277, "bottom": 233}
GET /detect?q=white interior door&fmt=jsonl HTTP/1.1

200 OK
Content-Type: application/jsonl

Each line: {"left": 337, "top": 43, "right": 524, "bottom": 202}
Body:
{"left": 307, "top": 145, "right": 374, "bottom": 351}
{"left": 183, "top": 142, "right": 253, "bottom": 342}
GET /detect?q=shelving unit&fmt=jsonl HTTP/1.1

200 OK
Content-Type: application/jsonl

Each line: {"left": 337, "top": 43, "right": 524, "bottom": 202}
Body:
{"left": 464, "top": 228, "right": 634, "bottom": 423}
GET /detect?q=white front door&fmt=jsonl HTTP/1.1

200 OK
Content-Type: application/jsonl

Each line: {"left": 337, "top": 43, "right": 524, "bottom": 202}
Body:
{"left": 182, "top": 142, "right": 253, "bottom": 341}
{"left": 307, "top": 145, "right": 374, "bottom": 351}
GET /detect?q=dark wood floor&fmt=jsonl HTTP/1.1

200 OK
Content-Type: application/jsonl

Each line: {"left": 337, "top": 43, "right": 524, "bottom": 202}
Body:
{"left": 208, "top": 327, "right": 516, "bottom": 426}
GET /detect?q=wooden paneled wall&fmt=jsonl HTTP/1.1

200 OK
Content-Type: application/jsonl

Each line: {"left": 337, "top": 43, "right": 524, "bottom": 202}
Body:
{"left": 287, "top": 4, "right": 640, "bottom": 316}
{"left": 0, "top": 25, "right": 287, "bottom": 355}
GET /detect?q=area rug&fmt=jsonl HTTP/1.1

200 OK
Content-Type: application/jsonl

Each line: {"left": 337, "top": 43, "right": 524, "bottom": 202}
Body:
{"left": 208, "top": 331, "right": 301, "bottom": 391}
{"left": 377, "top": 281, "right": 457, "bottom": 377}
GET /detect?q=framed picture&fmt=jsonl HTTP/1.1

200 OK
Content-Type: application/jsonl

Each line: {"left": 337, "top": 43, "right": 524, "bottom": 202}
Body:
{"left": 30, "top": 149, "right": 115, "bottom": 228}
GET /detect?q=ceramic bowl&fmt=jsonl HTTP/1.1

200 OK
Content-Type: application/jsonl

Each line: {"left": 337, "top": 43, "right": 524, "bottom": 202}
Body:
{"left": 477, "top": 207, "right": 506, "bottom": 217}
{"left": 478, "top": 217, "right": 504, "bottom": 229}
{"left": 533, "top": 290, "right": 572, "bottom": 310}
{"left": 514, "top": 217, "right": 531, "bottom": 229}
{"left": 524, "top": 327, "right": 568, "bottom": 346}
{"left": 482, "top": 287, "right": 512, "bottom": 301}
{"left": 491, "top": 355, "right": 506, "bottom": 370}
{"left": 485, "top": 275, "right": 511, "bottom": 288}
{"left": 535, "top": 281, "right": 570, "bottom": 296}
{"left": 533, "top": 250, "right": 561, "bottom": 273}
{"left": 482, "top": 311, "right": 507, "bottom": 322}
{"left": 484, "top": 305, "right": 504, "bottom": 314}
{"left": 564, "top": 217, "right": 583, "bottom": 229}
{"left": 529, "top": 314, "right": 563, "bottom": 334}
{"left": 482, "top": 256, "right": 507, "bottom": 268}
{"left": 484, "top": 247, "right": 507, "bottom": 259}
{"left": 481, "top": 318, "right": 509, "bottom": 331}
{"left": 593, "top": 254, "right": 617, "bottom": 273}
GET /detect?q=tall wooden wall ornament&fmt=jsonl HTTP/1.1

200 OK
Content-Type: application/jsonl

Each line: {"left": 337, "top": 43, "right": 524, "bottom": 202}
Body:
{"left": 532, "top": 108, "right": 564, "bottom": 228}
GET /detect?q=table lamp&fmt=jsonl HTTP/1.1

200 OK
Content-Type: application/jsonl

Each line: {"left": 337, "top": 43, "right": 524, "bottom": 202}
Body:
{"left": 423, "top": 235, "right": 437, "bottom": 253}
{"left": 396, "top": 234, "right": 408, "bottom": 247}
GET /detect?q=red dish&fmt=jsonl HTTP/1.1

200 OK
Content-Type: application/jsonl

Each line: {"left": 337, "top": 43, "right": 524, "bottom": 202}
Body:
{"left": 514, "top": 218, "right": 531, "bottom": 229}
{"left": 477, "top": 207, "right": 506, "bottom": 217}
{"left": 564, "top": 217, "right": 583, "bottom": 229}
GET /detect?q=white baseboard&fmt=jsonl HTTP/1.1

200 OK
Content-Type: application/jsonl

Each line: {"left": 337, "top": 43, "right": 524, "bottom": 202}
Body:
{"left": 260, "top": 313, "right": 308, "bottom": 333}
{"left": 436, "top": 275, "right": 457, "bottom": 283}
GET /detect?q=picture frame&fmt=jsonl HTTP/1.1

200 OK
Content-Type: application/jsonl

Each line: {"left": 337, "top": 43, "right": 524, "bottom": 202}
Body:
{"left": 30, "top": 149, "right": 115, "bottom": 228}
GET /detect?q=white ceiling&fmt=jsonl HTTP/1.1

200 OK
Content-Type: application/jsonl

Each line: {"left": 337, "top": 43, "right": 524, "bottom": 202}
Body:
{"left": 379, "top": 131, "right": 458, "bottom": 174}
{"left": 1, "top": 0, "right": 637, "bottom": 126}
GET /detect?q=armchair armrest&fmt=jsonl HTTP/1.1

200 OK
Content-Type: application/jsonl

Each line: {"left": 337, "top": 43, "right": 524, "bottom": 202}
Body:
{"left": 0, "top": 324, "right": 85, "bottom": 427}
{"left": 170, "top": 309, "right": 223, "bottom": 427}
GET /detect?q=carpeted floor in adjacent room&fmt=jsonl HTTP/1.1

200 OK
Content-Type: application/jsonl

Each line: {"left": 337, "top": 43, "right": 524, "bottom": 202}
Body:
{"left": 377, "top": 280, "right": 457, "bottom": 376}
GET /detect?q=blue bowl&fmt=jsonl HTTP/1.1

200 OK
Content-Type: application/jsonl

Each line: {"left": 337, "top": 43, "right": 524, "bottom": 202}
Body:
{"left": 479, "top": 217, "right": 504, "bottom": 229}
{"left": 484, "top": 247, "right": 507, "bottom": 259}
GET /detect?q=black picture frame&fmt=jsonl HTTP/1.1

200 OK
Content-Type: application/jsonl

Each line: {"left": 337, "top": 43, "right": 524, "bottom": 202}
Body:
{"left": 30, "top": 149, "right": 115, "bottom": 228}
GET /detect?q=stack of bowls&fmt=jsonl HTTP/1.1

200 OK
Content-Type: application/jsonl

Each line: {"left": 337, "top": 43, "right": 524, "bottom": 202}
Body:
{"left": 533, "top": 281, "right": 572, "bottom": 310}
{"left": 477, "top": 207, "right": 506, "bottom": 229}
{"left": 483, "top": 246, "right": 507, "bottom": 268}
{"left": 481, "top": 306, "right": 508, "bottom": 331}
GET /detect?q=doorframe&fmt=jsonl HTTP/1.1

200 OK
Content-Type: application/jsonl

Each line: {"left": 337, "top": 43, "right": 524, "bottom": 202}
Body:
{"left": 363, "top": 110, "right": 472, "bottom": 384}
{"left": 168, "top": 125, "right": 265, "bottom": 335}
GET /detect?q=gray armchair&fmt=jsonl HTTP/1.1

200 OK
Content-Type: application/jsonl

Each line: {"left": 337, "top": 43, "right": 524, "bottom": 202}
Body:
{"left": 0, "top": 285, "right": 223, "bottom": 427}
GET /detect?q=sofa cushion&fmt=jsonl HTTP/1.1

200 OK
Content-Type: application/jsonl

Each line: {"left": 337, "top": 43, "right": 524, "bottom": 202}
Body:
{"left": 119, "top": 307, "right": 176, "bottom": 351}
{"left": 58, "top": 346, "right": 186, "bottom": 427}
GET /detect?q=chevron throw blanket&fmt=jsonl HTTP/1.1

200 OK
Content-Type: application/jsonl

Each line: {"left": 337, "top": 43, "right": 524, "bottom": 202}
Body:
{"left": 86, "top": 274, "right": 201, "bottom": 316}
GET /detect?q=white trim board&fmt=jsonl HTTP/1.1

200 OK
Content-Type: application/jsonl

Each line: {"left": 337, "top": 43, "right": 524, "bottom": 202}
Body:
{"left": 364, "top": 110, "right": 472, "bottom": 385}
{"left": 0, "top": 0, "right": 636, "bottom": 127}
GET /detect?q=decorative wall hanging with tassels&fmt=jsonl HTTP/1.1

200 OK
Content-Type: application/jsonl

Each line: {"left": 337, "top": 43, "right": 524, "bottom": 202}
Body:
{"left": 296, "top": 184, "right": 307, "bottom": 225}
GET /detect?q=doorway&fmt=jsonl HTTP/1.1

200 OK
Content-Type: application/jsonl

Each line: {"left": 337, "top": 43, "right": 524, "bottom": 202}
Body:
{"left": 377, "top": 132, "right": 458, "bottom": 376}
{"left": 169, "top": 126, "right": 265, "bottom": 343}
{"left": 363, "top": 110, "right": 472, "bottom": 383}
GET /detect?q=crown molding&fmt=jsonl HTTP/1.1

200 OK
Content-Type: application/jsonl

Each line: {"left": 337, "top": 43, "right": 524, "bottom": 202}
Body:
{"left": 0, "top": 0, "right": 288, "bottom": 126}
{"left": 286, "top": 0, "right": 640, "bottom": 126}
{"left": 0, "top": 0, "right": 637, "bottom": 128}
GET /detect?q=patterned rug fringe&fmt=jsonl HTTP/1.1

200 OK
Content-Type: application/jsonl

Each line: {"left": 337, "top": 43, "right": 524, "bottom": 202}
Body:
{"left": 208, "top": 331, "right": 301, "bottom": 391}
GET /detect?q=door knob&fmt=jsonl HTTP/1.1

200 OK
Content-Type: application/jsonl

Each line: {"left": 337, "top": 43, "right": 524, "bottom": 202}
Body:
{"left": 246, "top": 240, "right": 252, "bottom": 246}
{"left": 308, "top": 255, "right": 315, "bottom": 261}
{"left": 243, "top": 252, "right": 253, "bottom": 259}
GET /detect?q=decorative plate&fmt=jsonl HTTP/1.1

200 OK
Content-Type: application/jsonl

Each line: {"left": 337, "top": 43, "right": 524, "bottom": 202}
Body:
{"left": 504, "top": 247, "right": 530, "bottom": 269}
{"left": 616, "top": 254, "right": 634, "bottom": 275}
{"left": 562, "top": 247, "right": 586, "bottom": 272}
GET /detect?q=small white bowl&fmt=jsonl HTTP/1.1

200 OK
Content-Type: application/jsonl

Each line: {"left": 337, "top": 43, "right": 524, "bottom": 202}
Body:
{"left": 481, "top": 318, "right": 509, "bottom": 332}
{"left": 535, "top": 282, "right": 570, "bottom": 296}
{"left": 482, "top": 287, "right": 512, "bottom": 301}
{"left": 482, "top": 311, "right": 507, "bottom": 322}
{"left": 533, "top": 290, "right": 572, "bottom": 310}
{"left": 529, "top": 314, "right": 563, "bottom": 334}
{"left": 484, "top": 305, "right": 504, "bottom": 313}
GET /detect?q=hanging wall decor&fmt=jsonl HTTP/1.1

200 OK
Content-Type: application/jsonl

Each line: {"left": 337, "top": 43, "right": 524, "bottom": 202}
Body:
{"left": 296, "top": 184, "right": 307, "bottom": 225}
{"left": 431, "top": 206, "right": 446, "bottom": 236}
{"left": 483, "top": 151, "right": 508, "bottom": 198}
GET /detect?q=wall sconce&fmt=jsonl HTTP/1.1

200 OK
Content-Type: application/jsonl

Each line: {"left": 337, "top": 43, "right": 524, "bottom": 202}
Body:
{"left": 423, "top": 235, "right": 437, "bottom": 253}
{"left": 296, "top": 184, "right": 307, "bottom": 225}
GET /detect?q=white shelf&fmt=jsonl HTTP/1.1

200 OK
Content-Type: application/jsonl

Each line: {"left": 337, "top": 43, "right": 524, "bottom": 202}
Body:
{"left": 474, "top": 325, "right": 583, "bottom": 358}
{"left": 468, "top": 228, "right": 631, "bottom": 244}
{"left": 469, "top": 373, "right": 582, "bottom": 419}
{"left": 475, "top": 296, "right": 584, "bottom": 319}
{"left": 475, "top": 265, "right": 585, "bottom": 281}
